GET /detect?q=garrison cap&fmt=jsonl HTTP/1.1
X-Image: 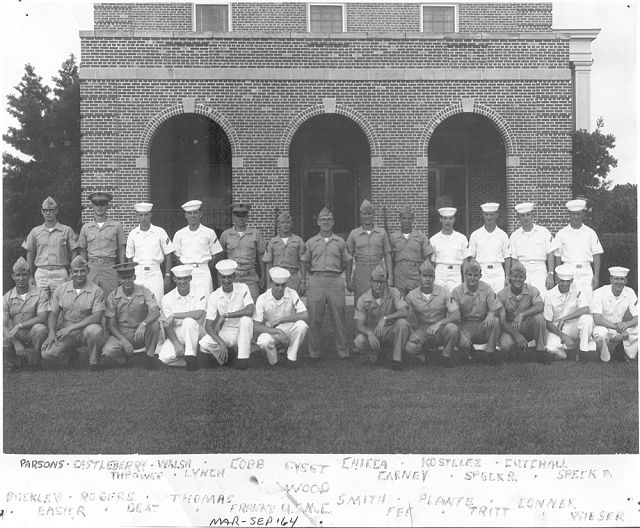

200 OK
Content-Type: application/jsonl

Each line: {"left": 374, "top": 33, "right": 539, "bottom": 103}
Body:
{"left": 609, "top": 266, "right": 630, "bottom": 278}
{"left": 370, "top": 265, "right": 387, "bottom": 281}
{"left": 398, "top": 205, "right": 414, "bottom": 216}
{"left": 88, "top": 192, "right": 113, "bottom": 204}
{"left": 269, "top": 267, "right": 290, "bottom": 284}
{"left": 12, "top": 256, "right": 30, "bottom": 274}
{"left": 566, "top": 199, "right": 587, "bottom": 212}
{"left": 515, "top": 202, "right": 534, "bottom": 214}
{"left": 134, "top": 202, "right": 153, "bottom": 213}
{"left": 318, "top": 207, "right": 333, "bottom": 218}
{"left": 70, "top": 255, "right": 89, "bottom": 269}
{"left": 360, "top": 199, "right": 374, "bottom": 213}
{"left": 510, "top": 260, "right": 527, "bottom": 274}
{"left": 555, "top": 264, "right": 575, "bottom": 281}
{"left": 464, "top": 259, "right": 482, "bottom": 273}
{"left": 171, "top": 264, "right": 193, "bottom": 278}
{"left": 215, "top": 259, "right": 238, "bottom": 276}
{"left": 481, "top": 202, "right": 500, "bottom": 213}
{"left": 277, "top": 211, "right": 292, "bottom": 222}
{"left": 231, "top": 203, "right": 251, "bottom": 214}
{"left": 41, "top": 196, "right": 58, "bottom": 209}
{"left": 438, "top": 207, "right": 457, "bottom": 217}
{"left": 181, "top": 200, "right": 202, "bottom": 212}
{"left": 419, "top": 260, "right": 435, "bottom": 274}
{"left": 113, "top": 262, "right": 137, "bottom": 275}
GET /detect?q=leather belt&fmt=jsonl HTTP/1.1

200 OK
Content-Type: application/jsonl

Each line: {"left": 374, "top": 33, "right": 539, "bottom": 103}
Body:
{"left": 185, "top": 262, "right": 209, "bottom": 268}
{"left": 395, "top": 260, "right": 420, "bottom": 266}
{"left": 236, "top": 269, "right": 254, "bottom": 277}
{"left": 88, "top": 257, "right": 116, "bottom": 264}
{"left": 38, "top": 265, "right": 65, "bottom": 270}
{"left": 312, "top": 271, "right": 341, "bottom": 276}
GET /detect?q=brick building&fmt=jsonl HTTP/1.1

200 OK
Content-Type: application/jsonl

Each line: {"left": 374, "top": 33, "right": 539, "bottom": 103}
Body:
{"left": 79, "top": 1, "right": 599, "bottom": 241}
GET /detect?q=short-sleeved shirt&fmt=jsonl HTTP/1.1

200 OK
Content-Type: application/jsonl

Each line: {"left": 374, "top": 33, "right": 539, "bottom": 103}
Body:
{"left": 550, "top": 224, "right": 603, "bottom": 263}
{"left": 79, "top": 219, "right": 126, "bottom": 258}
{"left": 173, "top": 224, "right": 223, "bottom": 264}
{"left": 23, "top": 222, "right": 79, "bottom": 267}
{"left": 162, "top": 286, "right": 207, "bottom": 330}
{"left": 497, "top": 283, "right": 543, "bottom": 323}
{"left": 51, "top": 280, "right": 105, "bottom": 328}
{"left": 346, "top": 226, "right": 391, "bottom": 263}
{"left": 429, "top": 231, "right": 469, "bottom": 265}
{"left": 302, "top": 233, "right": 352, "bottom": 273}
{"left": 106, "top": 284, "right": 159, "bottom": 329}
{"left": 451, "top": 281, "right": 500, "bottom": 324}
{"left": 205, "top": 282, "right": 253, "bottom": 329}
{"left": 390, "top": 230, "right": 433, "bottom": 263}
{"left": 543, "top": 284, "right": 589, "bottom": 323}
{"left": 126, "top": 224, "right": 175, "bottom": 265}
{"left": 220, "top": 227, "right": 265, "bottom": 271}
{"left": 3, "top": 286, "right": 50, "bottom": 327}
{"left": 262, "top": 234, "right": 305, "bottom": 270}
{"left": 254, "top": 287, "right": 306, "bottom": 325}
{"left": 405, "top": 284, "right": 454, "bottom": 327}
{"left": 354, "top": 286, "right": 407, "bottom": 330}
{"left": 509, "top": 224, "right": 553, "bottom": 262}
{"left": 591, "top": 285, "right": 638, "bottom": 322}
{"left": 467, "top": 226, "right": 510, "bottom": 264}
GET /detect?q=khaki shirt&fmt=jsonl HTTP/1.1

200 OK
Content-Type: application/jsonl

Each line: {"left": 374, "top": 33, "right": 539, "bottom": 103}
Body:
{"left": 51, "top": 280, "right": 105, "bottom": 328}
{"left": 346, "top": 226, "right": 390, "bottom": 263}
{"left": 497, "top": 283, "right": 543, "bottom": 323}
{"left": 3, "top": 286, "right": 50, "bottom": 327}
{"left": 79, "top": 219, "right": 126, "bottom": 258}
{"left": 451, "top": 281, "right": 500, "bottom": 324}
{"left": 354, "top": 287, "right": 406, "bottom": 330}
{"left": 405, "top": 284, "right": 454, "bottom": 327}
{"left": 390, "top": 230, "right": 433, "bottom": 263}
{"left": 106, "top": 284, "right": 159, "bottom": 330}
{"left": 23, "top": 222, "right": 79, "bottom": 266}
{"left": 263, "top": 234, "right": 305, "bottom": 270}
{"left": 302, "top": 233, "right": 351, "bottom": 273}
{"left": 220, "top": 227, "right": 265, "bottom": 271}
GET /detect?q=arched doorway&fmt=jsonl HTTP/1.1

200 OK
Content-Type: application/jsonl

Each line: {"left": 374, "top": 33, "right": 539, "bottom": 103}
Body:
{"left": 289, "top": 114, "right": 371, "bottom": 240}
{"left": 149, "top": 114, "right": 232, "bottom": 237}
{"left": 427, "top": 113, "right": 507, "bottom": 237}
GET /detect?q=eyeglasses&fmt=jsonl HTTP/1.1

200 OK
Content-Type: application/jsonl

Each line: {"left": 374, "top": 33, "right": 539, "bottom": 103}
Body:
{"left": 92, "top": 201, "right": 109, "bottom": 206}
{"left": 41, "top": 209, "right": 57, "bottom": 213}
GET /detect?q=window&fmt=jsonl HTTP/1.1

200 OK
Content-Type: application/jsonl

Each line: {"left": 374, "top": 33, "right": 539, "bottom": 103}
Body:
{"left": 195, "top": 4, "right": 229, "bottom": 32}
{"left": 422, "top": 5, "right": 457, "bottom": 33}
{"left": 309, "top": 4, "right": 344, "bottom": 33}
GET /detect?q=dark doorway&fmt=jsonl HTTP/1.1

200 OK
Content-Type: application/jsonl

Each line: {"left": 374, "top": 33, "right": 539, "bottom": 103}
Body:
{"left": 149, "top": 114, "right": 232, "bottom": 237}
{"left": 289, "top": 114, "right": 371, "bottom": 240}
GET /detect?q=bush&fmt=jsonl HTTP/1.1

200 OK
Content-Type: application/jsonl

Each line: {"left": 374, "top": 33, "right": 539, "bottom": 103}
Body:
{"left": 599, "top": 233, "right": 637, "bottom": 291}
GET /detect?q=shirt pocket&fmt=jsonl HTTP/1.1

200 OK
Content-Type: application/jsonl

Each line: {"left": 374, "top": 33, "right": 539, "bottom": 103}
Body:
{"left": 226, "top": 238, "right": 239, "bottom": 252}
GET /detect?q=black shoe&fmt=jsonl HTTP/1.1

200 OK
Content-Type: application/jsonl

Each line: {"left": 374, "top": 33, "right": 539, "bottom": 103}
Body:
{"left": 536, "top": 350, "right": 551, "bottom": 365}
{"left": 89, "top": 363, "right": 102, "bottom": 372}
{"left": 488, "top": 354, "right": 503, "bottom": 366}
{"left": 442, "top": 356, "right": 454, "bottom": 368}
{"left": 576, "top": 350, "right": 588, "bottom": 364}
{"left": 68, "top": 348, "right": 80, "bottom": 367}
{"left": 285, "top": 358, "right": 298, "bottom": 369}
{"left": 144, "top": 355, "right": 158, "bottom": 370}
{"left": 185, "top": 356, "right": 198, "bottom": 371}
{"left": 235, "top": 358, "right": 249, "bottom": 370}
{"left": 391, "top": 360, "right": 402, "bottom": 371}
{"left": 6, "top": 363, "right": 22, "bottom": 372}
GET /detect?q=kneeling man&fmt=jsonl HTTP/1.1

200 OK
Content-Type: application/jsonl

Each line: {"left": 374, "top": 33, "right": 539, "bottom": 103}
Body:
{"left": 102, "top": 262, "right": 161, "bottom": 369}
{"left": 353, "top": 265, "right": 410, "bottom": 370}
{"left": 404, "top": 260, "right": 459, "bottom": 367}
{"left": 592, "top": 266, "right": 638, "bottom": 362}
{"left": 199, "top": 259, "right": 254, "bottom": 369}
{"left": 159, "top": 264, "right": 207, "bottom": 370}
{"left": 544, "top": 264, "right": 595, "bottom": 362}
{"left": 253, "top": 267, "right": 308, "bottom": 367}
{"left": 497, "top": 260, "right": 550, "bottom": 364}
{"left": 451, "top": 260, "right": 502, "bottom": 365}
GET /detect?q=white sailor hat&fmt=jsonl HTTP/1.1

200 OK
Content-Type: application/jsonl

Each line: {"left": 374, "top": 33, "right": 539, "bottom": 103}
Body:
{"left": 269, "top": 266, "right": 290, "bottom": 284}
{"left": 481, "top": 202, "right": 500, "bottom": 213}
{"left": 215, "top": 259, "right": 238, "bottom": 276}
{"left": 555, "top": 264, "right": 575, "bottom": 281}
{"left": 515, "top": 202, "right": 534, "bottom": 214}
{"left": 438, "top": 207, "right": 457, "bottom": 217}
{"left": 566, "top": 199, "right": 586, "bottom": 212}
{"left": 171, "top": 264, "right": 193, "bottom": 278}
{"left": 181, "top": 200, "right": 202, "bottom": 212}
{"left": 608, "top": 266, "right": 630, "bottom": 278}
{"left": 134, "top": 202, "right": 153, "bottom": 213}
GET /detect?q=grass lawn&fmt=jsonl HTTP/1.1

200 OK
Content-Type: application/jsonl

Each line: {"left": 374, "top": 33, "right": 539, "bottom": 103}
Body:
{"left": 3, "top": 307, "right": 638, "bottom": 454}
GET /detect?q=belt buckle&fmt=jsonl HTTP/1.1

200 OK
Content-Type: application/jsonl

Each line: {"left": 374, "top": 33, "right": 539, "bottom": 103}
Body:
{"left": 447, "top": 265, "right": 453, "bottom": 270}
{"left": 192, "top": 263, "right": 199, "bottom": 268}
{"left": 575, "top": 264, "right": 583, "bottom": 268}
{"left": 487, "top": 264, "right": 494, "bottom": 269}
{"left": 144, "top": 266, "right": 151, "bottom": 271}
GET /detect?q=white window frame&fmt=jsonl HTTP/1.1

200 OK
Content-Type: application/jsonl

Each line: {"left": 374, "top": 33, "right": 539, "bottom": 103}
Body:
{"left": 193, "top": 1, "right": 232, "bottom": 32}
{"left": 307, "top": 3, "right": 346, "bottom": 33}
{"left": 420, "top": 4, "right": 458, "bottom": 33}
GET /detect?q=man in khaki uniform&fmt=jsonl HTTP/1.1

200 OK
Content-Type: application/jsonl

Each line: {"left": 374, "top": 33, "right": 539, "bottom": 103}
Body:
{"left": 262, "top": 211, "right": 306, "bottom": 295}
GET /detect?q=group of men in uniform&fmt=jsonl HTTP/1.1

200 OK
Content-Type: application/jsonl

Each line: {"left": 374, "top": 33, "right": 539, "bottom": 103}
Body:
{"left": 3, "top": 193, "right": 637, "bottom": 371}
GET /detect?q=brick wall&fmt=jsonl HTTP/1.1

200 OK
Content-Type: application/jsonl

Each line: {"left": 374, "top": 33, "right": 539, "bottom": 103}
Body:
{"left": 233, "top": 3, "right": 306, "bottom": 32}
{"left": 94, "top": 3, "right": 192, "bottom": 31}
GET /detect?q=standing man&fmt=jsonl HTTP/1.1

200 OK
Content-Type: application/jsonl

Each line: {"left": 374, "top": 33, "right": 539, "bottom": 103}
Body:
{"left": 497, "top": 261, "right": 550, "bottom": 364}
{"left": 543, "top": 264, "right": 596, "bottom": 363}
{"left": 158, "top": 265, "right": 208, "bottom": 370}
{"left": 467, "top": 202, "right": 511, "bottom": 293}
{"left": 262, "top": 211, "right": 306, "bottom": 295}
{"left": 346, "top": 199, "right": 392, "bottom": 304}
{"left": 199, "top": 260, "right": 255, "bottom": 370}
{"left": 404, "top": 260, "right": 459, "bottom": 368}
{"left": 302, "top": 207, "right": 353, "bottom": 360}
{"left": 509, "top": 202, "right": 555, "bottom": 296}
{"left": 23, "top": 196, "right": 79, "bottom": 297}
{"left": 3, "top": 257, "right": 49, "bottom": 371}
{"left": 252, "top": 267, "right": 308, "bottom": 368}
{"left": 125, "top": 202, "right": 175, "bottom": 304}
{"left": 451, "top": 260, "right": 502, "bottom": 365}
{"left": 353, "top": 266, "right": 410, "bottom": 370}
{"left": 429, "top": 207, "right": 469, "bottom": 293}
{"left": 389, "top": 205, "right": 433, "bottom": 297}
{"left": 550, "top": 199, "right": 603, "bottom": 303}
{"left": 591, "top": 266, "right": 638, "bottom": 362}
{"left": 79, "top": 191, "right": 126, "bottom": 299}
{"left": 220, "top": 203, "right": 265, "bottom": 302}
{"left": 173, "top": 199, "right": 223, "bottom": 297}
{"left": 102, "top": 262, "right": 161, "bottom": 369}
{"left": 41, "top": 256, "right": 105, "bottom": 370}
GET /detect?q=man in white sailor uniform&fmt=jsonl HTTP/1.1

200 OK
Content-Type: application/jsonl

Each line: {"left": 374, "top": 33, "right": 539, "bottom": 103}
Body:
{"left": 428, "top": 207, "right": 469, "bottom": 293}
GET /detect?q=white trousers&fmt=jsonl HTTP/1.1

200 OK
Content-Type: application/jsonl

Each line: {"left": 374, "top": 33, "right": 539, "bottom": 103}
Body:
{"left": 435, "top": 264, "right": 462, "bottom": 293}
{"left": 521, "top": 261, "right": 548, "bottom": 299}
{"left": 568, "top": 263, "right": 594, "bottom": 304}
{"left": 190, "top": 265, "right": 213, "bottom": 296}
{"left": 256, "top": 320, "right": 308, "bottom": 363}
{"left": 480, "top": 264, "right": 505, "bottom": 293}
{"left": 199, "top": 317, "right": 253, "bottom": 360}
{"left": 545, "top": 314, "right": 595, "bottom": 358}
{"left": 593, "top": 325, "right": 638, "bottom": 361}
{"left": 159, "top": 318, "right": 205, "bottom": 367}
{"left": 134, "top": 264, "right": 164, "bottom": 304}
